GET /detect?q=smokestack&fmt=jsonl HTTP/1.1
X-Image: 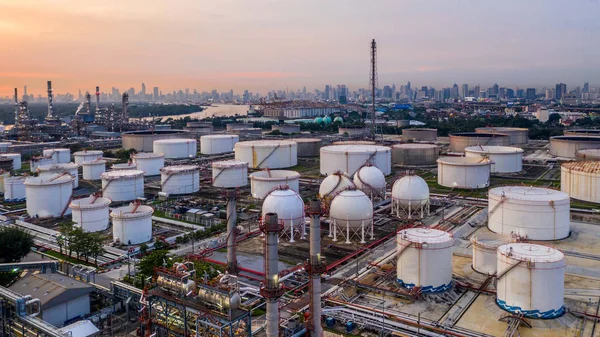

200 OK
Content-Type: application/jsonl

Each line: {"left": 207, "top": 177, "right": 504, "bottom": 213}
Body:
{"left": 226, "top": 189, "right": 238, "bottom": 274}
{"left": 307, "top": 199, "right": 324, "bottom": 337}
{"left": 14, "top": 88, "right": 19, "bottom": 126}
{"left": 122, "top": 93, "right": 129, "bottom": 120}
{"left": 85, "top": 92, "right": 91, "bottom": 114}
{"left": 260, "top": 213, "right": 283, "bottom": 337}
{"left": 46, "top": 81, "right": 54, "bottom": 119}
{"left": 95, "top": 86, "right": 100, "bottom": 112}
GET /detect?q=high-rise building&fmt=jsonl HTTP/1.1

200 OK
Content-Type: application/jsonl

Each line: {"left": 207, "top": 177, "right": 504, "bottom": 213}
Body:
{"left": 583, "top": 82, "right": 589, "bottom": 93}
{"left": 526, "top": 88, "right": 536, "bottom": 100}
{"left": 545, "top": 89, "right": 555, "bottom": 100}
{"left": 473, "top": 85, "right": 480, "bottom": 98}
{"left": 153, "top": 87, "right": 159, "bottom": 101}
{"left": 324, "top": 85, "right": 330, "bottom": 100}
{"left": 451, "top": 84, "right": 459, "bottom": 99}
{"left": 461, "top": 84, "right": 468, "bottom": 99}
{"left": 555, "top": 83, "right": 567, "bottom": 100}
{"left": 141, "top": 83, "right": 146, "bottom": 99}
{"left": 383, "top": 86, "right": 393, "bottom": 99}
{"left": 506, "top": 88, "right": 515, "bottom": 99}
{"left": 492, "top": 83, "right": 499, "bottom": 95}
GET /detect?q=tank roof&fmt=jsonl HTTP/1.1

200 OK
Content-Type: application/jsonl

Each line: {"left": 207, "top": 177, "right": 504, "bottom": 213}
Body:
{"left": 101, "top": 170, "right": 144, "bottom": 179}
{"left": 551, "top": 136, "right": 600, "bottom": 141}
{"left": 133, "top": 152, "right": 164, "bottom": 159}
{"left": 250, "top": 169, "right": 300, "bottom": 180}
{"left": 236, "top": 140, "right": 297, "bottom": 147}
{"left": 200, "top": 134, "right": 238, "bottom": 139}
{"left": 470, "top": 232, "right": 512, "bottom": 249}
{"left": 476, "top": 127, "right": 528, "bottom": 131}
{"left": 464, "top": 146, "right": 524, "bottom": 154}
{"left": 153, "top": 138, "right": 197, "bottom": 144}
{"left": 498, "top": 243, "right": 564, "bottom": 263}
{"left": 292, "top": 138, "right": 322, "bottom": 143}
{"left": 451, "top": 132, "right": 508, "bottom": 138}
{"left": 110, "top": 204, "right": 153, "bottom": 218}
{"left": 562, "top": 160, "right": 600, "bottom": 173}
{"left": 123, "top": 130, "right": 188, "bottom": 135}
{"left": 73, "top": 150, "right": 103, "bottom": 155}
{"left": 393, "top": 143, "right": 438, "bottom": 149}
{"left": 321, "top": 144, "right": 390, "bottom": 153}
{"left": 70, "top": 196, "right": 111, "bottom": 208}
{"left": 160, "top": 165, "right": 200, "bottom": 174}
{"left": 82, "top": 159, "right": 106, "bottom": 165}
{"left": 437, "top": 156, "right": 490, "bottom": 166}
{"left": 398, "top": 228, "right": 453, "bottom": 244}
{"left": 37, "top": 163, "right": 78, "bottom": 171}
{"left": 25, "top": 174, "right": 74, "bottom": 186}
{"left": 489, "top": 186, "right": 569, "bottom": 202}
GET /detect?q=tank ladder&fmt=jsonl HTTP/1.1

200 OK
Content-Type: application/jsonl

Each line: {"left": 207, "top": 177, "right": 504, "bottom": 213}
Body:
{"left": 487, "top": 193, "right": 507, "bottom": 220}
{"left": 495, "top": 260, "right": 523, "bottom": 281}
{"left": 253, "top": 143, "right": 281, "bottom": 168}
{"left": 60, "top": 195, "right": 73, "bottom": 218}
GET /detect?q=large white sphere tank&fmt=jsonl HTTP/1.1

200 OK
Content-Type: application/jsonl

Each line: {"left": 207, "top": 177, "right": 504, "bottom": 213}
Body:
{"left": 318, "top": 171, "right": 355, "bottom": 200}
{"left": 2, "top": 153, "right": 21, "bottom": 170}
{"left": 235, "top": 140, "right": 297, "bottom": 169}
{"left": 132, "top": 152, "right": 164, "bottom": 176}
{"left": 329, "top": 189, "right": 373, "bottom": 228}
{"left": 43, "top": 148, "right": 71, "bottom": 164}
{"left": 160, "top": 165, "right": 200, "bottom": 195}
{"left": 25, "top": 174, "right": 74, "bottom": 218}
{"left": 153, "top": 139, "right": 197, "bottom": 159}
{"left": 30, "top": 156, "right": 53, "bottom": 173}
{"left": 397, "top": 228, "right": 455, "bottom": 293}
{"left": 496, "top": 243, "right": 566, "bottom": 318}
{"left": 392, "top": 175, "right": 429, "bottom": 207}
{"left": 353, "top": 165, "right": 386, "bottom": 198}
{"left": 73, "top": 150, "right": 103, "bottom": 166}
{"left": 249, "top": 170, "right": 300, "bottom": 199}
{"left": 111, "top": 203, "right": 153, "bottom": 245}
{"left": 488, "top": 186, "right": 570, "bottom": 240}
{"left": 111, "top": 162, "right": 137, "bottom": 171}
{"left": 470, "top": 232, "right": 511, "bottom": 275}
{"left": 201, "top": 135, "right": 239, "bottom": 154}
{"left": 37, "top": 163, "right": 79, "bottom": 188}
{"left": 82, "top": 159, "right": 106, "bottom": 180}
{"left": 212, "top": 160, "right": 248, "bottom": 188}
{"left": 464, "top": 146, "right": 523, "bottom": 173}
{"left": 4, "top": 176, "right": 26, "bottom": 202}
{"left": 320, "top": 145, "right": 392, "bottom": 176}
{"left": 261, "top": 187, "right": 305, "bottom": 232}
{"left": 101, "top": 170, "right": 145, "bottom": 202}
{"left": 0, "top": 171, "right": 10, "bottom": 193}
{"left": 70, "top": 195, "right": 111, "bottom": 232}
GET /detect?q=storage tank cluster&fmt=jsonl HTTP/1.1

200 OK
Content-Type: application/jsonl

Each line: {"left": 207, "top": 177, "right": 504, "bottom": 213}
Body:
{"left": 549, "top": 136, "right": 600, "bottom": 159}
{"left": 487, "top": 186, "right": 570, "bottom": 240}
{"left": 320, "top": 145, "right": 391, "bottom": 176}
{"left": 37, "top": 163, "right": 79, "bottom": 188}
{"left": 101, "top": 170, "right": 145, "bottom": 203}
{"left": 391, "top": 175, "right": 430, "bottom": 219}
{"left": 154, "top": 139, "right": 198, "bottom": 159}
{"left": 561, "top": 161, "right": 600, "bottom": 204}
{"left": 437, "top": 157, "right": 491, "bottom": 189}
{"left": 73, "top": 150, "right": 103, "bottom": 165}
{"left": 235, "top": 140, "right": 298, "bottom": 169}
{"left": 132, "top": 153, "right": 164, "bottom": 176}
{"left": 464, "top": 146, "right": 523, "bottom": 173}
{"left": 261, "top": 186, "right": 305, "bottom": 242}
{"left": 111, "top": 202, "right": 154, "bottom": 245}
{"left": 391, "top": 144, "right": 438, "bottom": 166}
{"left": 82, "top": 159, "right": 106, "bottom": 180}
{"left": 475, "top": 127, "right": 529, "bottom": 145}
{"left": 328, "top": 188, "right": 373, "bottom": 243}
{"left": 122, "top": 130, "right": 191, "bottom": 152}
{"left": 70, "top": 195, "right": 111, "bottom": 232}
{"left": 401, "top": 128, "right": 438, "bottom": 142}
{"left": 200, "top": 135, "right": 238, "bottom": 154}
{"left": 249, "top": 170, "right": 300, "bottom": 199}
{"left": 449, "top": 132, "right": 510, "bottom": 152}
{"left": 25, "top": 174, "right": 74, "bottom": 218}
{"left": 353, "top": 165, "right": 386, "bottom": 200}
{"left": 161, "top": 165, "right": 200, "bottom": 195}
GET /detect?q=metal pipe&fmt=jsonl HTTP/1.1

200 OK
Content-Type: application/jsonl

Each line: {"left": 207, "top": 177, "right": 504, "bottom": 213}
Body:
{"left": 308, "top": 199, "right": 323, "bottom": 337}
{"left": 291, "top": 328, "right": 307, "bottom": 337}
{"left": 226, "top": 189, "right": 238, "bottom": 274}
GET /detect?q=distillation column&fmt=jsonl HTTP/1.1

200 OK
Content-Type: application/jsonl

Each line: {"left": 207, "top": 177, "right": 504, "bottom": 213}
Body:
{"left": 307, "top": 199, "right": 324, "bottom": 337}
{"left": 122, "top": 93, "right": 129, "bottom": 121}
{"left": 13, "top": 88, "right": 19, "bottom": 126}
{"left": 95, "top": 86, "right": 100, "bottom": 113}
{"left": 260, "top": 213, "right": 284, "bottom": 337}
{"left": 46, "top": 81, "right": 54, "bottom": 120}
{"left": 226, "top": 189, "right": 238, "bottom": 274}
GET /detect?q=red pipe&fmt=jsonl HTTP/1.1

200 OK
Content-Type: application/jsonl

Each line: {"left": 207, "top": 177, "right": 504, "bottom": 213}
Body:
{"left": 326, "top": 230, "right": 398, "bottom": 272}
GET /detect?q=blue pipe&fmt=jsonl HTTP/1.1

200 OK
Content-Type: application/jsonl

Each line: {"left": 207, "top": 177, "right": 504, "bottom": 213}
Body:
{"left": 291, "top": 328, "right": 307, "bottom": 337}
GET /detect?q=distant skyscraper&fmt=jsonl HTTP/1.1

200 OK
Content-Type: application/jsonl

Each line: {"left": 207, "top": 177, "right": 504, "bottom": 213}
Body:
{"left": 555, "top": 83, "right": 566, "bottom": 100}
{"left": 153, "top": 87, "right": 159, "bottom": 101}
{"left": 324, "top": 85, "right": 330, "bottom": 100}
{"left": 451, "top": 84, "right": 459, "bottom": 99}
{"left": 492, "top": 83, "right": 499, "bottom": 95}
{"left": 23, "top": 85, "right": 27, "bottom": 100}
{"left": 383, "top": 86, "right": 392, "bottom": 99}
{"left": 526, "top": 88, "right": 536, "bottom": 100}
{"left": 141, "top": 83, "right": 146, "bottom": 98}
{"left": 473, "top": 85, "right": 480, "bottom": 98}
{"left": 583, "top": 82, "right": 589, "bottom": 93}
{"left": 461, "top": 84, "right": 468, "bottom": 98}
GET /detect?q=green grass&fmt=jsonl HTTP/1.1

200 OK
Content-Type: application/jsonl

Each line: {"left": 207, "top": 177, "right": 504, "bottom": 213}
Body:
{"left": 42, "top": 250, "right": 98, "bottom": 267}
{"left": 152, "top": 210, "right": 199, "bottom": 225}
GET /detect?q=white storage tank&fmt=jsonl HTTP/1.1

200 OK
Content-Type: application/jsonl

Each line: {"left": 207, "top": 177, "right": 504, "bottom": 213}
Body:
{"left": 200, "top": 135, "right": 239, "bottom": 154}
{"left": 153, "top": 139, "right": 197, "bottom": 159}
{"left": 464, "top": 146, "right": 523, "bottom": 173}
{"left": 391, "top": 175, "right": 430, "bottom": 219}
{"left": 25, "top": 174, "right": 74, "bottom": 218}
{"left": 82, "top": 159, "right": 106, "bottom": 180}
{"left": 30, "top": 156, "right": 53, "bottom": 173}
{"left": 470, "top": 233, "right": 511, "bottom": 275}
{"left": 391, "top": 144, "right": 439, "bottom": 166}
{"left": 329, "top": 189, "right": 373, "bottom": 243}
{"left": 496, "top": 243, "right": 565, "bottom": 319}
{"left": 353, "top": 165, "right": 386, "bottom": 199}
{"left": 397, "top": 228, "right": 455, "bottom": 293}
{"left": 576, "top": 149, "right": 600, "bottom": 161}
{"left": 318, "top": 171, "right": 355, "bottom": 201}
{"left": 549, "top": 136, "right": 600, "bottom": 159}
{"left": 73, "top": 150, "right": 104, "bottom": 166}
{"left": 488, "top": 186, "right": 570, "bottom": 240}
{"left": 320, "top": 145, "right": 391, "bottom": 176}
{"left": 0, "top": 171, "right": 10, "bottom": 193}
{"left": 437, "top": 157, "right": 491, "bottom": 189}
{"left": 101, "top": 170, "right": 145, "bottom": 203}
{"left": 4, "top": 176, "right": 26, "bottom": 202}
{"left": 111, "top": 203, "right": 154, "bottom": 245}
{"left": 261, "top": 187, "right": 305, "bottom": 242}
{"left": 449, "top": 132, "right": 510, "bottom": 153}
{"left": 132, "top": 153, "right": 164, "bottom": 176}
{"left": 37, "top": 163, "right": 79, "bottom": 189}
{"left": 235, "top": 140, "right": 298, "bottom": 169}
{"left": 561, "top": 161, "right": 600, "bottom": 204}
{"left": 160, "top": 165, "right": 200, "bottom": 195}
{"left": 111, "top": 162, "right": 137, "bottom": 171}
{"left": 475, "top": 127, "right": 529, "bottom": 145}
{"left": 43, "top": 148, "right": 71, "bottom": 164}
{"left": 70, "top": 195, "right": 111, "bottom": 232}
{"left": 212, "top": 160, "right": 248, "bottom": 188}
{"left": 2, "top": 153, "right": 21, "bottom": 170}
{"left": 249, "top": 170, "right": 300, "bottom": 199}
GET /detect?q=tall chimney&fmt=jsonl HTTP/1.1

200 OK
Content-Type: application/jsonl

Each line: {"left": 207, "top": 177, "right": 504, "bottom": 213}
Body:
{"left": 260, "top": 213, "right": 283, "bottom": 337}
{"left": 14, "top": 88, "right": 19, "bottom": 126}
{"left": 85, "top": 92, "right": 91, "bottom": 114}
{"left": 226, "top": 189, "right": 238, "bottom": 274}
{"left": 95, "top": 86, "right": 100, "bottom": 112}
{"left": 46, "top": 81, "right": 54, "bottom": 119}
{"left": 122, "top": 93, "right": 129, "bottom": 121}
{"left": 307, "top": 199, "right": 324, "bottom": 337}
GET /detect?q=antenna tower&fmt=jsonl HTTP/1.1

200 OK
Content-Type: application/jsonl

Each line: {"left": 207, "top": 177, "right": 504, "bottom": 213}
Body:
{"left": 369, "top": 39, "right": 377, "bottom": 140}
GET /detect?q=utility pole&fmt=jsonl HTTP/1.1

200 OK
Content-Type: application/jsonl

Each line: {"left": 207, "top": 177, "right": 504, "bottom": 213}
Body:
{"left": 370, "top": 39, "right": 377, "bottom": 140}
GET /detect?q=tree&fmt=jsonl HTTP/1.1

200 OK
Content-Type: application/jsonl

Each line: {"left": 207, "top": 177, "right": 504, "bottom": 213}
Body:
{"left": 88, "top": 233, "right": 105, "bottom": 265}
{"left": 139, "top": 250, "right": 171, "bottom": 277}
{"left": 0, "top": 227, "right": 34, "bottom": 263}
{"left": 139, "top": 243, "right": 149, "bottom": 256}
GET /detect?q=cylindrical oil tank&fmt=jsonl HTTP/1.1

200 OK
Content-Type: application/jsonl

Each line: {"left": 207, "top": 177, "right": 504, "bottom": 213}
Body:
{"left": 338, "top": 127, "right": 369, "bottom": 136}
{"left": 2, "top": 153, "right": 21, "bottom": 170}
{"left": 101, "top": 170, "right": 145, "bottom": 202}
{"left": 496, "top": 243, "right": 565, "bottom": 319}
{"left": 561, "top": 161, "right": 600, "bottom": 203}
{"left": 111, "top": 203, "right": 153, "bottom": 245}
{"left": 449, "top": 132, "right": 510, "bottom": 152}
{"left": 132, "top": 153, "right": 164, "bottom": 176}
{"left": 397, "top": 228, "right": 455, "bottom": 293}
{"left": 0, "top": 171, "right": 10, "bottom": 193}
{"left": 4, "top": 176, "right": 26, "bottom": 202}
{"left": 402, "top": 128, "right": 438, "bottom": 142}
{"left": 37, "top": 163, "right": 79, "bottom": 188}
{"left": 160, "top": 165, "right": 200, "bottom": 195}
{"left": 549, "top": 136, "right": 600, "bottom": 159}
{"left": 73, "top": 150, "right": 103, "bottom": 166}
{"left": 111, "top": 162, "right": 137, "bottom": 171}
{"left": 122, "top": 130, "right": 191, "bottom": 152}
{"left": 392, "top": 144, "right": 439, "bottom": 166}
{"left": 564, "top": 129, "right": 600, "bottom": 137}
{"left": 576, "top": 149, "right": 600, "bottom": 160}
{"left": 226, "top": 123, "right": 249, "bottom": 131}
{"left": 82, "top": 159, "right": 106, "bottom": 180}
{"left": 294, "top": 138, "right": 322, "bottom": 157}
{"left": 331, "top": 141, "right": 376, "bottom": 145}
{"left": 153, "top": 139, "right": 197, "bottom": 159}
{"left": 70, "top": 195, "right": 111, "bottom": 232}
{"left": 0, "top": 158, "right": 13, "bottom": 171}
{"left": 261, "top": 187, "right": 305, "bottom": 232}
{"left": 157, "top": 276, "right": 197, "bottom": 297}
{"left": 249, "top": 170, "right": 300, "bottom": 199}
{"left": 320, "top": 145, "right": 391, "bottom": 176}
{"left": 25, "top": 174, "right": 73, "bottom": 218}
{"left": 391, "top": 175, "right": 430, "bottom": 218}
{"left": 476, "top": 127, "right": 529, "bottom": 145}
{"left": 329, "top": 189, "right": 373, "bottom": 229}
{"left": 184, "top": 121, "right": 214, "bottom": 135}
{"left": 464, "top": 146, "right": 523, "bottom": 173}
{"left": 488, "top": 186, "right": 570, "bottom": 240}
{"left": 228, "top": 128, "right": 262, "bottom": 135}
{"left": 353, "top": 165, "right": 386, "bottom": 198}
{"left": 30, "top": 156, "right": 53, "bottom": 173}
{"left": 470, "top": 233, "right": 511, "bottom": 275}
{"left": 43, "top": 148, "right": 70, "bottom": 164}
{"left": 196, "top": 287, "right": 241, "bottom": 310}
{"left": 436, "top": 157, "right": 491, "bottom": 189}
{"left": 200, "top": 135, "right": 239, "bottom": 155}
{"left": 212, "top": 160, "right": 248, "bottom": 188}
{"left": 272, "top": 124, "right": 301, "bottom": 134}
{"left": 235, "top": 140, "right": 297, "bottom": 169}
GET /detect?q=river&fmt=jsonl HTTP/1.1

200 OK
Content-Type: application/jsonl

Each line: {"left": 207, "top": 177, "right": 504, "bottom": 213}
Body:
{"left": 151, "top": 104, "right": 250, "bottom": 122}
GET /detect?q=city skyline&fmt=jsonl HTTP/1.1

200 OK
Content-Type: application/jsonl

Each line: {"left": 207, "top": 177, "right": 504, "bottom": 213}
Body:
{"left": 1, "top": 0, "right": 599, "bottom": 96}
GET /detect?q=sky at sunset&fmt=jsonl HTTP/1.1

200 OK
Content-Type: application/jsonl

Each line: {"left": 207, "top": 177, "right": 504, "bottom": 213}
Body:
{"left": 0, "top": 0, "right": 599, "bottom": 97}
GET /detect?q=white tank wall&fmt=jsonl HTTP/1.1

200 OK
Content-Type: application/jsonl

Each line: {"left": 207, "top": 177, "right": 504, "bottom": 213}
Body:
{"left": 464, "top": 146, "right": 523, "bottom": 173}
{"left": 496, "top": 243, "right": 565, "bottom": 319}
{"left": 320, "top": 145, "right": 392, "bottom": 176}
{"left": 73, "top": 151, "right": 103, "bottom": 166}
{"left": 488, "top": 186, "right": 570, "bottom": 240}
{"left": 437, "top": 157, "right": 490, "bottom": 189}
{"left": 212, "top": 160, "right": 248, "bottom": 188}
{"left": 561, "top": 162, "right": 600, "bottom": 204}
{"left": 70, "top": 197, "right": 111, "bottom": 232}
{"left": 30, "top": 157, "right": 53, "bottom": 173}
{"left": 101, "top": 171, "right": 145, "bottom": 202}
{"left": 161, "top": 166, "right": 200, "bottom": 194}
{"left": 3, "top": 153, "right": 21, "bottom": 170}
{"left": 133, "top": 153, "right": 164, "bottom": 176}
{"left": 470, "top": 235, "right": 510, "bottom": 275}
{"left": 111, "top": 163, "right": 137, "bottom": 171}
{"left": 235, "top": 140, "right": 298, "bottom": 169}
{"left": 38, "top": 164, "right": 79, "bottom": 189}
{"left": 25, "top": 175, "right": 73, "bottom": 218}
{"left": 43, "top": 148, "right": 70, "bottom": 164}
{"left": 153, "top": 139, "right": 197, "bottom": 159}
{"left": 0, "top": 172, "right": 10, "bottom": 193}
{"left": 201, "top": 135, "right": 239, "bottom": 154}
{"left": 82, "top": 160, "right": 106, "bottom": 180}
{"left": 111, "top": 205, "right": 153, "bottom": 245}
{"left": 4, "top": 177, "right": 26, "bottom": 201}
{"left": 249, "top": 170, "right": 300, "bottom": 199}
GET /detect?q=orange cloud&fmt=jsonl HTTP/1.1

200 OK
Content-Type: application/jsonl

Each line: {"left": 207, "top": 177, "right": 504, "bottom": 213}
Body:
{"left": 215, "top": 72, "right": 308, "bottom": 79}
{"left": 0, "top": 72, "right": 68, "bottom": 79}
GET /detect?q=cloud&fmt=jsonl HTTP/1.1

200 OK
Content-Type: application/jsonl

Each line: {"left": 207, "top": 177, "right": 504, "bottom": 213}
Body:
{"left": 213, "top": 72, "right": 309, "bottom": 79}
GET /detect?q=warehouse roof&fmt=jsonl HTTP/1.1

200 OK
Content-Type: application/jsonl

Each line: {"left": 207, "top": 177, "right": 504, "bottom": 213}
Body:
{"left": 10, "top": 273, "right": 94, "bottom": 309}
